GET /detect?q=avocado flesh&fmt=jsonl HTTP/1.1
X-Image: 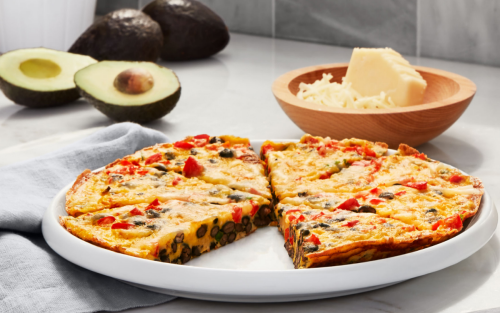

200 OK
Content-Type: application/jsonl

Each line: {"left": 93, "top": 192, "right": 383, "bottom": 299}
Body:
{"left": 75, "top": 61, "right": 181, "bottom": 123}
{"left": 0, "top": 48, "right": 97, "bottom": 107}
{"left": 143, "top": 0, "right": 230, "bottom": 61}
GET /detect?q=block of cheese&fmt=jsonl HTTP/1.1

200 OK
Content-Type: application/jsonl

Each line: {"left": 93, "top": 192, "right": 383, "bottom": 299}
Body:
{"left": 344, "top": 48, "right": 427, "bottom": 107}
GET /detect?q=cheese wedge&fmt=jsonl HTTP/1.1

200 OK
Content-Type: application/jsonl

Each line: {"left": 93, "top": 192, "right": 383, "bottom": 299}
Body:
{"left": 344, "top": 48, "right": 427, "bottom": 107}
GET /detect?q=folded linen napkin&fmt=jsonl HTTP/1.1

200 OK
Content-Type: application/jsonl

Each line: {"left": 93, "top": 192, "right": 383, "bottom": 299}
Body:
{"left": 0, "top": 123, "right": 176, "bottom": 313}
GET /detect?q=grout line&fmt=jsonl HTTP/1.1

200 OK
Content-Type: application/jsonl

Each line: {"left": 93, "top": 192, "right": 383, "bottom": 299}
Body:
{"left": 272, "top": 0, "right": 276, "bottom": 38}
{"left": 416, "top": 0, "right": 421, "bottom": 59}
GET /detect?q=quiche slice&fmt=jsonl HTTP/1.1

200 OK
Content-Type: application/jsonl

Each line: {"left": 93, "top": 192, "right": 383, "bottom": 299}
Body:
{"left": 61, "top": 199, "right": 264, "bottom": 264}
{"left": 121, "top": 134, "right": 271, "bottom": 199}
{"left": 279, "top": 180, "right": 483, "bottom": 231}
{"left": 66, "top": 167, "right": 272, "bottom": 225}
{"left": 261, "top": 134, "right": 387, "bottom": 200}
{"left": 275, "top": 204, "right": 459, "bottom": 269}
{"left": 266, "top": 140, "right": 482, "bottom": 201}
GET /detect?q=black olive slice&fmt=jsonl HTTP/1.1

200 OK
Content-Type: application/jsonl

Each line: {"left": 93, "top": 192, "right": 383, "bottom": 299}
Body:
{"left": 426, "top": 208, "right": 438, "bottom": 214}
{"left": 209, "top": 136, "right": 224, "bottom": 144}
{"left": 227, "top": 194, "right": 244, "bottom": 202}
{"left": 165, "top": 152, "right": 176, "bottom": 160}
{"left": 378, "top": 192, "right": 394, "bottom": 199}
{"left": 171, "top": 241, "right": 177, "bottom": 253}
{"left": 245, "top": 223, "right": 252, "bottom": 234}
{"left": 358, "top": 205, "right": 376, "bottom": 214}
{"left": 219, "top": 148, "right": 233, "bottom": 158}
{"left": 146, "top": 209, "right": 161, "bottom": 218}
{"left": 181, "top": 246, "right": 191, "bottom": 263}
{"left": 153, "top": 164, "right": 168, "bottom": 172}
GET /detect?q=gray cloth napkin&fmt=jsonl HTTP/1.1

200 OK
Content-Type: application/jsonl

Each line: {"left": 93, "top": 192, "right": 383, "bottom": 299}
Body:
{"left": 0, "top": 123, "right": 177, "bottom": 313}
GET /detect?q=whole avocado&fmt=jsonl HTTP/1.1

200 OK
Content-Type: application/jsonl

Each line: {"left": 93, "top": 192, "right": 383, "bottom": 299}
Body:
{"left": 143, "top": 0, "right": 230, "bottom": 61}
{"left": 69, "top": 9, "right": 163, "bottom": 62}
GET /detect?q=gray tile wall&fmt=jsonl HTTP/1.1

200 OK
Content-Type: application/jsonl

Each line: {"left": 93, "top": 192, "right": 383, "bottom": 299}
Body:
{"left": 95, "top": 0, "right": 500, "bottom": 66}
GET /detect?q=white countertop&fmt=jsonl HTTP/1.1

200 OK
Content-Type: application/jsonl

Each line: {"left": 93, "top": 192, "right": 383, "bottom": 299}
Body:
{"left": 1, "top": 33, "right": 499, "bottom": 313}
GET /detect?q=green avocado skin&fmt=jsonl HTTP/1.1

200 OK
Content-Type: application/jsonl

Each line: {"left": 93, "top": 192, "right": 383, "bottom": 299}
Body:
{"left": 143, "top": 0, "right": 230, "bottom": 61}
{"left": 77, "top": 86, "right": 181, "bottom": 124}
{"left": 0, "top": 76, "right": 80, "bottom": 107}
{"left": 69, "top": 9, "right": 163, "bottom": 62}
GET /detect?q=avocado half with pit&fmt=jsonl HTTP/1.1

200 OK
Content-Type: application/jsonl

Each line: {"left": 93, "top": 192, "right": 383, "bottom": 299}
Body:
{"left": 75, "top": 61, "right": 181, "bottom": 123}
{"left": 0, "top": 48, "right": 97, "bottom": 107}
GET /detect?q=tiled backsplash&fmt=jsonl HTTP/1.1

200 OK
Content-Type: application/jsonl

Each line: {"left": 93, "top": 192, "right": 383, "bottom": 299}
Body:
{"left": 97, "top": 0, "right": 500, "bottom": 67}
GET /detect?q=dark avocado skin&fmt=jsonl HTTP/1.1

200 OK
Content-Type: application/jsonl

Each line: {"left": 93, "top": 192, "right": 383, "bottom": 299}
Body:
{"left": 0, "top": 76, "right": 80, "bottom": 107}
{"left": 69, "top": 9, "right": 163, "bottom": 62}
{"left": 143, "top": 0, "right": 230, "bottom": 61}
{"left": 77, "top": 85, "right": 181, "bottom": 124}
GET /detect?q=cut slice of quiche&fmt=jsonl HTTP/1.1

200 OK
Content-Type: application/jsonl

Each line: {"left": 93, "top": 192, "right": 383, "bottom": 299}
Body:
{"left": 261, "top": 134, "right": 388, "bottom": 200}
{"left": 122, "top": 134, "right": 271, "bottom": 199}
{"left": 279, "top": 181, "right": 483, "bottom": 231}
{"left": 275, "top": 204, "right": 458, "bottom": 269}
{"left": 61, "top": 199, "right": 265, "bottom": 263}
{"left": 66, "top": 168, "right": 272, "bottom": 225}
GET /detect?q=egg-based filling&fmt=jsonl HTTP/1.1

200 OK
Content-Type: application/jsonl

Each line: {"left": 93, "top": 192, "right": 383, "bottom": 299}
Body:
{"left": 61, "top": 199, "right": 269, "bottom": 263}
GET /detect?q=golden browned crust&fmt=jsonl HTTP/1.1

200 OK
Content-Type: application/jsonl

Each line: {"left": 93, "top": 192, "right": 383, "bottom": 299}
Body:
{"left": 398, "top": 143, "right": 420, "bottom": 156}
{"left": 376, "top": 142, "right": 389, "bottom": 150}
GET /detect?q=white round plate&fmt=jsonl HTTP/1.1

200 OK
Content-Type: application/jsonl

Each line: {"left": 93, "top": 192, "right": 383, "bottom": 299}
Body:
{"left": 42, "top": 140, "right": 498, "bottom": 302}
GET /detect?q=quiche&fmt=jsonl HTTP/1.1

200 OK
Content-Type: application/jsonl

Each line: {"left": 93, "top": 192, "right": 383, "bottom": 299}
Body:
{"left": 62, "top": 199, "right": 263, "bottom": 263}
{"left": 61, "top": 133, "right": 484, "bottom": 269}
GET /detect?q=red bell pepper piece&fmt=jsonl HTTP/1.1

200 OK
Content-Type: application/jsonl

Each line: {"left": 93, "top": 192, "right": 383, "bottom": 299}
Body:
{"left": 129, "top": 208, "right": 144, "bottom": 216}
{"left": 412, "top": 153, "right": 427, "bottom": 160}
{"left": 145, "top": 153, "right": 162, "bottom": 165}
{"left": 232, "top": 206, "right": 242, "bottom": 223}
{"left": 395, "top": 191, "right": 407, "bottom": 196}
{"left": 405, "top": 181, "right": 428, "bottom": 190}
{"left": 363, "top": 146, "right": 376, "bottom": 157}
{"left": 369, "top": 198, "right": 385, "bottom": 205}
{"left": 194, "top": 134, "right": 210, "bottom": 141}
{"left": 97, "top": 216, "right": 115, "bottom": 226}
{"left": 342, "top": 220, "right": 359, "bottom": 228}
{"left": 261, "top": 144, "right": 274, "bottom": 156}
{"left": 305, "top": 234, "right": 321, "bottom": 245}
{"left": 319, "top": 172, "right": 332, "bottom": 179}
{"left": 285, "top": 209, "right": 302, "bottom": 215}
{"left": 183, "top": 156, "right": 205, "bottom": 178}
{"left": 111, "top": 223, "right": 135, "bottom": 230}
{"left": 137, "top": 170, "right": 149, "bottom": 176}
{"left": 450, "top": 175, "right": 463, "bottom": 184}
{"left": 288, "top": 215, "right": 297, "bottom": 222}
{"left": 311, "top": 211, "right": 325, "bottom": 220}
{"left": 174, "top": 141, "right": 195, "bottom": 149}
{"left": 432, "top": 214, "right": 462, "bottom": 231}
{"left": 172, "top": 176, "right": 182, "bottom": 186}
{"left": 297, "top": 215, "right": 305, "bottom": 222}
{"left": 370, "top": 187, "right": 381, "bottom": 195}
{"left": 146, "top": 198, "right": 161, "bottom": 210}
{"left": 337, "top": 198, "right": 360, "bottom": 211}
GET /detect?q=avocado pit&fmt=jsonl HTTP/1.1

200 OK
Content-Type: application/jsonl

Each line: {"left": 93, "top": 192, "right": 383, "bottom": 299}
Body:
{"left": 114, "top": 68, "right": 154, "bottom": 95}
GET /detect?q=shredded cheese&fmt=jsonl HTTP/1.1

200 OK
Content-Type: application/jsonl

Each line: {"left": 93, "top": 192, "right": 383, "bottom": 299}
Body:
{"left": 296, "top": 74, "right": 397, "bottom": 109}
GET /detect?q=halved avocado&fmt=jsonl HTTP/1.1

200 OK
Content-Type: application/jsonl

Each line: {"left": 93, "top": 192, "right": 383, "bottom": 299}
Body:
{"left": 75, "top": 61, "right": 181, "bottom": 123}
{"left": 0, "top": 48, "right": 97, "bottom": 107}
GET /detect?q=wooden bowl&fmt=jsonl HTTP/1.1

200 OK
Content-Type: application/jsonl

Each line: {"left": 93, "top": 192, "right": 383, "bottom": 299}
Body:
{"left": 272, "top": 63, "right": 476, "bottom": 148}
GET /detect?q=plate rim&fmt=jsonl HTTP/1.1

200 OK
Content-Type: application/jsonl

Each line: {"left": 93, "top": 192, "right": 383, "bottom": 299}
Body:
{"left": 42, "top": 140, "right": 498, "bottom": 301}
